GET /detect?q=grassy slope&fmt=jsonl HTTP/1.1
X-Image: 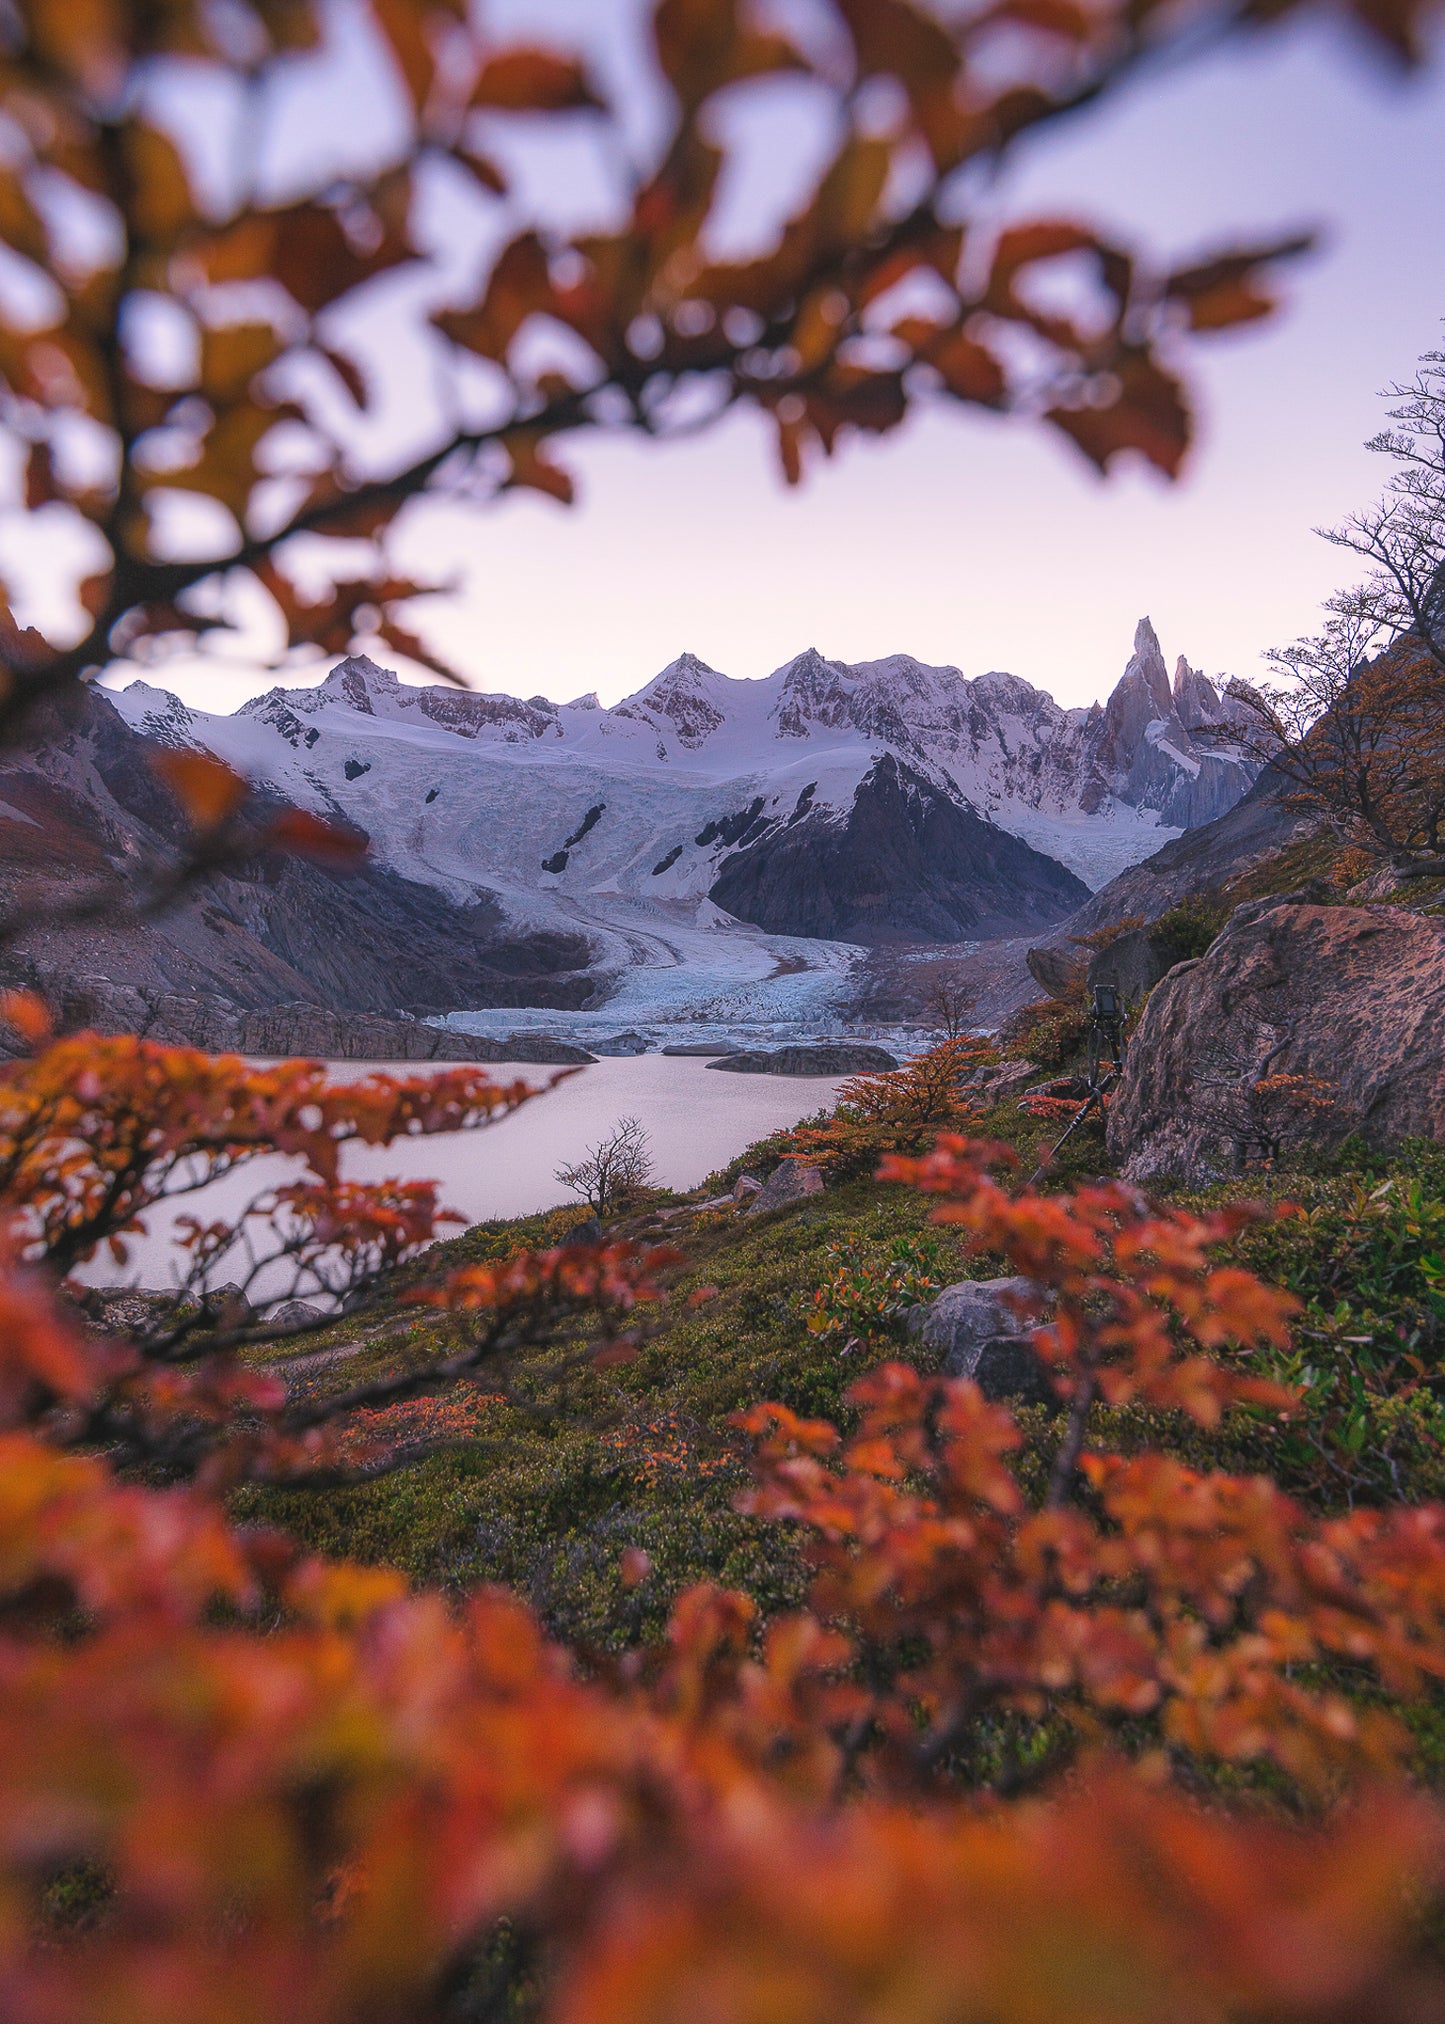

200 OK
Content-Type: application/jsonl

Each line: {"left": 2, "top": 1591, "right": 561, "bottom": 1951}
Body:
{"left": 242, "top": 1085, "right": 1445, "bottom": 1669}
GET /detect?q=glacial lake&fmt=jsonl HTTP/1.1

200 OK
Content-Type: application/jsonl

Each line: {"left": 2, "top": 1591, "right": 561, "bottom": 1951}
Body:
{"left": 86, "top": 1055, "right": 848, "bottom": 1294}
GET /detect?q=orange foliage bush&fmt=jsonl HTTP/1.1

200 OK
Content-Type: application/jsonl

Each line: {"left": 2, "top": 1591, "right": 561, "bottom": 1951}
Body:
{"left": 0, "top": 1064, "right": 1442, "bottom": 2014}
{"left": 782, "top": 1036, "right": 994, "bottom": 1178}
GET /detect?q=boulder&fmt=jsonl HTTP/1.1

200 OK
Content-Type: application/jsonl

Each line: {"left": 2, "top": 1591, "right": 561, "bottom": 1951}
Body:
{"left": 748, "top": 1163, "right": 825, "bottom": 1213}
{"left": 708, "top": 1044, "right": 899, "bottom": 1076}
{"left": 732, "top": 1173, "right": 763, "bottom": 1201}
{"left": 559, "top": 1216, "right": 604, "bottom": 1248}
{"left": 265, "top": 1299, "right": 326, "bottom": 1331}
{"left": 913, "top": 1276, "right": 1054, "bottom": 1407}
{"left": 1025, "top": 945, "right": 1085, "bottom": 999}
{"left": 591, "top": 1031, "right": 650, "bottom": 1056}
{"left": 1085, "top": 926, "right": 1190, "bottom": 1006}
{"left": 1108, "top": 899, "right": 1445, "bottom": 1183}
{"left": 971, "top": 1058, "right": 1043, "bottom": 1105}
{"left": 661, "top": 1040, "right": 741, "bottom": 1056}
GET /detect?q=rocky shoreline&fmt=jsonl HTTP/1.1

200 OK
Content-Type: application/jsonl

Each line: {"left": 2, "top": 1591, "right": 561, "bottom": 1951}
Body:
{"left": 30, "top": 978, "right": 597, "bottom": 1066}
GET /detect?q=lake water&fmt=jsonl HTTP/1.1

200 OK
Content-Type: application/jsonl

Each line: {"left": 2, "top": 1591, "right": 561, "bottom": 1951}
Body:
{"left": 87, "top": 1056, "right": 847, "bottom": 1293}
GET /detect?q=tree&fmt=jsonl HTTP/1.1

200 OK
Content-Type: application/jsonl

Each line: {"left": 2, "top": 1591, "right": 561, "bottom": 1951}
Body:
{"left": 0, "top": 0, "right": 1388, "bottom": 739}
{"left": 1326, "top": 345, "right": 1445, "bottom": 663}
{"left": 783, "top": 1034, "right": 995, "bottom": 1179}
{"left": 1229, "top": 343, "right": 1445, "bottom": 871}
{"left": 556, "top": 1115, "right": 655, "bottom": 1218}
{"left": 924, "top": 980, "right": 977, "bottom": 1042}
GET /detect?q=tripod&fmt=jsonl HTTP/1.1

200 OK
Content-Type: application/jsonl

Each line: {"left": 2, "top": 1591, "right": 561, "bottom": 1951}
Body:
{"left": 1026, "top": 984, "right": 1129, "bottom": 1187}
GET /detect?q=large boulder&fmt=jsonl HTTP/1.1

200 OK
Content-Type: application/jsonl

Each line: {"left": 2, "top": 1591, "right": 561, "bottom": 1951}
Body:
{"left": 1085, "top": 926, "right": 1191, "bottom": 1006}
{"left": 709, "top": 1044, "right": 898, "bottom": 1076}
{"left": 912, "top": 1276, "right": 1054, "bottom": 1406}
{"left": 1108, "top": 899, "right": 1445, "bottom": 1182}
{"left": 1025, "top": 944, "right": 1084, "bottom": 999}
{"left": 748, "top": 1163, "right": 825, "bottom": 1213}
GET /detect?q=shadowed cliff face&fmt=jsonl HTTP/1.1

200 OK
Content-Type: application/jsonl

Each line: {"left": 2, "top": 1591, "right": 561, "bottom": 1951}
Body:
{"left": 0, "top": 689, "right": 600, "bottom": 1015}
{"left": 708, "top": 755, "right": 1090, "bottom": 945}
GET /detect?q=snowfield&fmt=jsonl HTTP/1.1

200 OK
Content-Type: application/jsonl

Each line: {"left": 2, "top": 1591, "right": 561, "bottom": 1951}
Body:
{"left": 110, "top": 620, "right": 1253, "bottom": 1030}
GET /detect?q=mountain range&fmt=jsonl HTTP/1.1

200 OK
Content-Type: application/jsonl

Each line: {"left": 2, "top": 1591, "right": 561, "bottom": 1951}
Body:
{"left": 4, "top": 619, "right": 1262, "bottom": 1038}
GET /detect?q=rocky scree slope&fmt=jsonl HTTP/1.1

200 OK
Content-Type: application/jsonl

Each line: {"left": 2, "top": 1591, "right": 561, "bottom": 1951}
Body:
{"left": 0, "top": 687, "right": 601, "bottom": 1033}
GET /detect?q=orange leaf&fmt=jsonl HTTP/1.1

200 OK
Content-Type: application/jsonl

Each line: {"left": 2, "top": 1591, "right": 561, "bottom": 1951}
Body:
{"left": 154, "top": 749, "right": 248, "bottom": 830}
{"left": 502, "top": 429, "right": 575, "bottom": 504}
{"left": 0, "top": 989, "right": 53, "bottom": 1047}
{"left": 266, "top": 809, "right": 369, "bottom": 867}
{"left": 471, "top": 48, "right": 604, "bottom": 111}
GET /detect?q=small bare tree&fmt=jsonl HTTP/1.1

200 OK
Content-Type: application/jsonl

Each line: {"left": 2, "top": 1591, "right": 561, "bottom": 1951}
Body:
{"left": 1325, "top": 346, "right": 1445, "bottom": 664}
{"left": 1192, "top": 1028, "right": 1339, "bottom": 1171}
{"left": 924, "top": 981, "right": 977, "bottom": 1042}
{"left": 1227, "top": 339, "right": 1445, "bottom": 874}
{"left": 556, "top": 1117, "right": 655, "bottom": 1219}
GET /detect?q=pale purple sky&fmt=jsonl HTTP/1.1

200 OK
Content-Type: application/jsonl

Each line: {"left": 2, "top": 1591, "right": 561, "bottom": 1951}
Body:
{"left": 94, "top": 1, "right": 1445, "bottom": 715}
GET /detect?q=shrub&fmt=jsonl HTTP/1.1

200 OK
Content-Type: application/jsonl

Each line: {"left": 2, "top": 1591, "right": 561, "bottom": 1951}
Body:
{"left": 802, "top": 1230, "right": 953, "bottom": 1350}
{"left": 782, "top": 1037, "right": 995, "bottom": 1179}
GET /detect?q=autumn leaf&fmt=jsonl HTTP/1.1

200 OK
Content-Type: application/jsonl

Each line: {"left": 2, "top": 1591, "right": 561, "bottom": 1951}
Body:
{"left": 265, "top": 808, "right": 369, "bottom": 866}
{"left": 1047, "top": 357, "right": 1192, "bottom": 477}
{"left": 0, "top": 991, "right": 53, "bottom": 1048}
{"left": 436, "top": 232, "right": 552, "bottom": 361}
{"left": 471, "top": 48, "right": 604, "bottom": 111}
{"left": 201, "top": 321, "right": 285, "bottom": 402}
{"left": 501, "top": 428, "right": 575, "bottom": 503}
{"left": 124, "top": 123, "right": 197, "bottom": 242}
{"left": 154, "top": 748, "right": 248, "bottom": 830}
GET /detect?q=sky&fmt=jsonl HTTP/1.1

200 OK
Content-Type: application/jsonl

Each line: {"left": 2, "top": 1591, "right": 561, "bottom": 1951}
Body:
{"left": 90, "top": 0, "right": 1445, "bottom": 717}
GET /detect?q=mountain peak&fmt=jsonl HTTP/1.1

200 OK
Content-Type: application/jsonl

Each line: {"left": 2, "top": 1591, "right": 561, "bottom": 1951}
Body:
{"left": 321, "top": 654, "right": 403, "bottom": 715}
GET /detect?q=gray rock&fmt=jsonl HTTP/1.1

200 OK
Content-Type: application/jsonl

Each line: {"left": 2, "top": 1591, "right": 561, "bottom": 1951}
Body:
{"left": 709, "top": 1044, "right": 899, "bottom": 1077}
{"left": 591, "top": 1031, "right": 650, "bottom": 1056}
{"left": 1109, "top": 901, "right": 1445, "bottom": 1182}
{"left": 77, "top": 1284, "right": 195, "bottom": 1337}
{"left": 748, "top": 1163, "right": 825, "bottom": 1213}
{"left": 732, "top": 1173, "right": 763, "bottom": 1201}
{"left": 559, "top": 1216, "right": 605, "bottom": 1248}
{"left": 973, "top": 1059, "right": 1043, "bottom": 1105}
{"left": 661, "top": 1040, "right": 741, "bottom": 1056}
{"left": 915, "top": 1276, "right": 1055, "bottom": 1407}
{"left": 1025, "top": 945, "right": 1085, "bottom": 999}
{"left": 1085, "top": 926, "right": 1190, "bottom": 1006}
{"left": 265, "top": 1299, "right": 325, "bottom": 1331}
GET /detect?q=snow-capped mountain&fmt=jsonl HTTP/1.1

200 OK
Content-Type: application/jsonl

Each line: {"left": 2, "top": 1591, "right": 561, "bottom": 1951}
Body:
{"left": 104, "top": 617, "right": 1258, "bottom": 1028}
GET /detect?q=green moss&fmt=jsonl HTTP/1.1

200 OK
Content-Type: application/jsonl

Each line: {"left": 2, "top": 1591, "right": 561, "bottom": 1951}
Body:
{"left": 239, "top": 1178, "right": 971, "bottom": 1648}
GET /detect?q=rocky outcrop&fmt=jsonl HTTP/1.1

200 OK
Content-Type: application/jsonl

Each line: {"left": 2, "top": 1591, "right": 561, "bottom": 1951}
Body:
{"left": 709, "top": 755, "right": 1090, "bottom": 945}
{"left": 708, "top": 1043, "right": 899, "bottom": 1076}
{"left": 749, "top": 1163, "right": 825, "bottom": 1212}
{"left": 912, "top": 1276, "right": 1055, "bottom": 1406}
{"left": 1085, "top": 926, "right": 1192, "bottom": 1005}
{"left": 1025, "top": 944, "right": 1085, "bottom": 999}
{"left": 39, "top": 978, "right": 595, "bottom": 1063}
{"left": 1108, "top": 899, "right": 1445, "bottom": 1182}
{"left": 1077, "top": 622, "right": 1256, "bottom": 830}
